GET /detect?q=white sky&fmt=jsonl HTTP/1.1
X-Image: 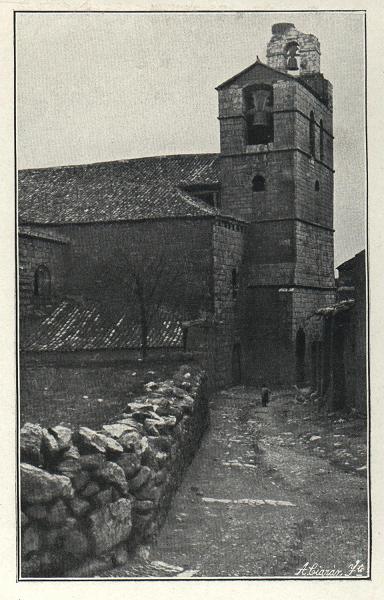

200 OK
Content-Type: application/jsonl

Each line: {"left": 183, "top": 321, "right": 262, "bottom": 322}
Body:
{"left": 16, "top": 11, "right": 366, "bottom": 268}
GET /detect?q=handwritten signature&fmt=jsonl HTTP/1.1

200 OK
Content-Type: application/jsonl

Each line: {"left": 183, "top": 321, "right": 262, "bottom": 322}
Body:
{"left": 295, "top": 559, "right": 366, "bottom": 577}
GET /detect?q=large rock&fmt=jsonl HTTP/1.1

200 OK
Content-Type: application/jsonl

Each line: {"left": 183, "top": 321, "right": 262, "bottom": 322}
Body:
{"left": 95, "top": 462, "right": 129, "bottom": 495}
{"left": 56, "top": 458, "right": 82, "bottom": 477}
{"left": 22, "top": 524, "right": 40, "bottom": 557}
{"left": 62, "top": 445, "right": 81, "bottom": 460}
{"left": 76, "top": 427, "right": 106, "bottom": 454}
{"left": 102, "top": 423, "right": 132, "bottom": 439}
{"left": 80, "top": 481, "right": 101, "bottom": 498}
{"left": 78, "top": 453, "right": 106, "bottom": 470}
{"left": 129, "top": 466, "right": 152, "bottom": 491}
{"left": 87, "top": 498, "right": 132, "bottom": 556}
{"left": 116, "top": 453, "right": 141, "bottom": 479}
{"left": 97, "top": 433, "right": 124, "bottom": 454}
{"left": 118, "top": 430, "right": 142, "bottom": 451}
{"left": 47, "top": 499, "right": 69, "bottom": 525}
{"left": 62, "top": 528, "right": 89, "bottom": 559}
{"left": 134, "top": 482, "right": 161, "bottom": 504}
{"left": 24, "top": 503, "right": 47, "bottom": 521}
{"left": 42, "top": 428, "right": 60, "bottom": 458}
{"left": 71, "top": 470, "right": 90, "bottom": 491}
{"left": 20, "top": 423, "right": 43, "bottom": 466}
{"left": 21, "top": 463, "right": 74, "bottom": 504}
{"left": 116, "top": 418, "right": 145, "bottom": 435}
{"left": 49, "top": 425, "right": 73, "bottom": 451}
{"left": 92, "top": 487, "right": 113, "bottom": 508}
{"left": 69, "top": 497, "right": 90, "bottom": 517}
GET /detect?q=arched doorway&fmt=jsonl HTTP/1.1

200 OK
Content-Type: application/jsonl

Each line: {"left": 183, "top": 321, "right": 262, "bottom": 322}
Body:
{"left": 34, "top": 265, "right": 51, "bottom": 300}
{"left": 232, "top": 343, "right": 242, "bottom": 385}
{"left": 296, "top": 328, "right": 306, "bottom": 385}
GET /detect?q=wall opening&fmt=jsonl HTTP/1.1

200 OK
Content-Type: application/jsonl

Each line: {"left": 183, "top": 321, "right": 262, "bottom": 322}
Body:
{"left": 231, "top": 268, "right": 239, "bottom": 299}
{"left": 295, "top": 327, "right": 306, "bottom": 384}
{"left": 244, "top": 85, "right": 274, "bottom": 145}
{"left": 232, "top": 343, "right": 242, "bottom": 385}
{"left": 34, "top": 265, "right": 51, "bottom": 299}
{"left": 286, "top": 41, "right": 300, "bottom": 71}
{"left": 309, "top": 111, "right": 316, "bottom": 158}
{"left": 315, "top": 180, "right": 320, "bottom": 192}
{"left": 252, "top": 175, "right": 266, "bottom": 192}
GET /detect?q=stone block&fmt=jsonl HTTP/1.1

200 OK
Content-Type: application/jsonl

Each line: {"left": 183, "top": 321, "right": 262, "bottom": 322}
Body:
{"left": 129, "top": 466, "right": 152, "bottom": 491}
{"left": 20, "top": 423, "right": 43, "bottom": 466}
{"left": 21, "top": 463, "right": 74, "bottom": 504}
{"left": 22, "top": 524, "right": 40, "bottom": 557}
{"left": 87, "top": 498, "right": 132, "bottom": 556}
{"left": 95, "top": 461, "right": 129, "bottom": 495}
{"left": 116, "top": 453, "right": 141, "bottom": 479}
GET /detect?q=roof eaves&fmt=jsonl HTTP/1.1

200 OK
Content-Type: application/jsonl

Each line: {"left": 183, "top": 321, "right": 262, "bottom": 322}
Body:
{"left": 18, "top": 152, "right": 220, "bottom": 175}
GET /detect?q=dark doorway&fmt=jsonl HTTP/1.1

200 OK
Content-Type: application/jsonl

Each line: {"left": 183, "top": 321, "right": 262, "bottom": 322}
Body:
{"left": 232, "top": 343, "right": 242, "bottom": 385}
{"left": 311, "top": 341, "right": 318, "bottom": 388}
{"left": 295, "top": 328, "right": 306, "bottom": 384}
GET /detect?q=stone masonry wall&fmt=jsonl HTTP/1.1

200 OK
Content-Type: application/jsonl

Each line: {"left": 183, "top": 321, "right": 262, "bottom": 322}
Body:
{"left": 19, "top": 231, "right": 69, "bottom": 317}
{"left": 212, "top": 219, "right": 245, "bottom": 386}
{"left": 20, "top": 364, "right": 209, "bottom": 577}
{"left": 21, "top": 219, "right": 214, "bottom": 322}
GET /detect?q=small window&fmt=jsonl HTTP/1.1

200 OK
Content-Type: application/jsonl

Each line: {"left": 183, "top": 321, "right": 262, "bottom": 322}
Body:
{"left": 309, "top": 111, "right": 316, "bottom": 158}
{"left": 190, "top": 188, "right": 221, "bottom": 208}
{"left": 252, "top": 175, "right": 266, "bottom": 192}
{"left": 315, "top": 180, "right": 320, "bottom": 192}
{"left": 232, "top": 268, "right": 239, "bottom": 299}
{"left": 320, "top": 119, "right": 324, "bottom": 161}
{"left": 34, "top": 265, "right": 51, "bottom": 298}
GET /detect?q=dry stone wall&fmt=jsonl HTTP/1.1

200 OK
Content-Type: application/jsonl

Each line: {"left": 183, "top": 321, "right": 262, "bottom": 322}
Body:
{"left": 20, "top": 365, "right": 209, "bottom": 577}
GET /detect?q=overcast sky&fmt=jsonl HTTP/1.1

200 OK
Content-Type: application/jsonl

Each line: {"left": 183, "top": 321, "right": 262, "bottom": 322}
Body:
{"left": 16, "top": 11, "right": 366, "bottom": 267}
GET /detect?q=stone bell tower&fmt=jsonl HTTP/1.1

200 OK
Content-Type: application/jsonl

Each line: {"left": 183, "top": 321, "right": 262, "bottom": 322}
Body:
{"left": 217, "top": 23, "right": 335, "bottom": 384}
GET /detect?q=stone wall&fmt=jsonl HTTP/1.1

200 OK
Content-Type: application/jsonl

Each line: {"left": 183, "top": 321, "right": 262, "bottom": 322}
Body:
{"left": 20, "top": 364, "right": 209, "bottom": 577}
{"left": 19, "top": 218, "right": 214, "bottom": 324}
{"left": 19, "top": 230, "right": 69, "bottom": 317}
{"left": 212, "top": 219, "right": 245, "bottom": 386}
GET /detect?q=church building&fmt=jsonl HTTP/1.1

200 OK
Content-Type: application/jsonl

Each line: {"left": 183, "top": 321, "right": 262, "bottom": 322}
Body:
{"left": 18, "top": 23, "right": 335, "bottom": 387}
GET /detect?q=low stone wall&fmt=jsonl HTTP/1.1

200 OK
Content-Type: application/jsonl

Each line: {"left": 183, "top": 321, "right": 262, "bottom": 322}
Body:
{"left": 20, "top": 365, "right": 209, "bottom": 577}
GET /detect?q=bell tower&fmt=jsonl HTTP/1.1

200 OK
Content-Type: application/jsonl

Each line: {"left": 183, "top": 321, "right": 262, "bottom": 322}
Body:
{"left": 216, "top": 23, "right": 335, "bottom": 384}
{"left": 266, "top": 22, "right": 320, "bottom": 75}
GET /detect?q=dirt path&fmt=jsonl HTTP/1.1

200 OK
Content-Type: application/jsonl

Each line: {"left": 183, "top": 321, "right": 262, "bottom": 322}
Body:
{"left": 105, "top": 387, "right": 368, "bottom": 578}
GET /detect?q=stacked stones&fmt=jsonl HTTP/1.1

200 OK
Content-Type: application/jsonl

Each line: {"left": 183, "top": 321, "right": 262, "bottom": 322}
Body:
{"left": 20, "top": 365, "right": 208, "bottom": 577}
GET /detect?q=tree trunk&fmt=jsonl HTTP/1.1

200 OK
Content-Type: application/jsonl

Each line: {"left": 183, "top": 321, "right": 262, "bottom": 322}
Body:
{"left": 135, "top": 276, "right": 148, "bottom": 360}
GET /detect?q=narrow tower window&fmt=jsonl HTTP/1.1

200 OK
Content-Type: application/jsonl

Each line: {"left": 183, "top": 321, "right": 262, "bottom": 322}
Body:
{"left": 309, "top": 111, "right": 316, "bottom": 158}
{"left": 252, "top": 175, "right": 266, "bottom": 192}
{"left": 320, "top": 119, "right": 324, "bottom": 161}
{"left": 244, "top": 85, "right": 274, "bottom": 145}
{"left": 315, "top": 180, "right": 320, "bottom": 192}
{"left": 286, "top": 41, "right": 300, "bottom": 71}
{"left": 232, "top": 268, "right": 239, "bottom": 299}
{"left": 34, "top": 265, "right": 51, "bottom": 298}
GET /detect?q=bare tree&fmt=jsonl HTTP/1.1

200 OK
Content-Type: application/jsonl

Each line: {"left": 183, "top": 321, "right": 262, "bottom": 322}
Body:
{"left": 88, "top": 246, "right": 211, "bottom": 359}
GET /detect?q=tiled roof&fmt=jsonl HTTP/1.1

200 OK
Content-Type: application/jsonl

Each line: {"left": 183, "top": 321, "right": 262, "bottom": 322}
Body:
{"left": 18, "top": 153, "right": 220, "bottom": 224}
{"left": 22, "top": 301, "right": 183, "bottom": 352}
{"left": 316, "top": 299, "right": 355, "bottom": 317}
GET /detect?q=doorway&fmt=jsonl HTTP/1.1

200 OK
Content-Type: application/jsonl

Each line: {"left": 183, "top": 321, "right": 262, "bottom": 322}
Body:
{"left": 295, "top": 328, "right": 306, "bottom": 385}
{"left": 232, "top": 343, "right": 242, "bottom": 385}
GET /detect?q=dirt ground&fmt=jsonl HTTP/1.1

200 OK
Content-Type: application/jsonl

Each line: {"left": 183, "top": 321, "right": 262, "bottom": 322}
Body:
{"left": 103, "top": 386, "right": 369, "bottom": 579}
{"left": 20, "top": 360, "right": 181, "bottom": 429}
